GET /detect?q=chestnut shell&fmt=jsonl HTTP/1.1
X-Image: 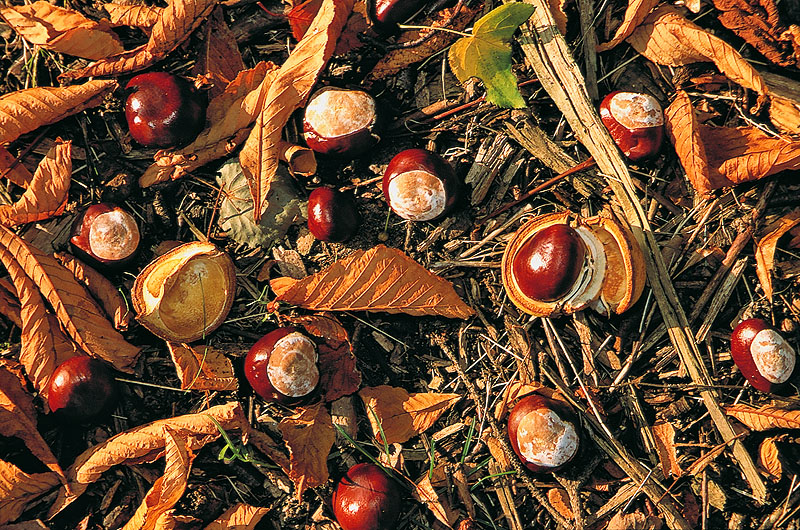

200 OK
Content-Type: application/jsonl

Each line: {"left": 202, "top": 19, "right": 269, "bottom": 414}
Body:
{"left": 244, "top": 327, "right": 320, "bottom": 404}
{"left": 382, "top": 149, "right": 459, "bottom": 221}
{"left": 307, "top": 187, "right": 360, "bottom": 242}
{"left": 507, "top": 394, "right": 580, "bottom": 473}
{"left": 332, "top": 463, "right": 402, "bottom": 530}
{"left": 731, "top": 318, "right": 797, "bottom": 393}
{"left": 48, "top": 356, "right": 118, "bottom": 422}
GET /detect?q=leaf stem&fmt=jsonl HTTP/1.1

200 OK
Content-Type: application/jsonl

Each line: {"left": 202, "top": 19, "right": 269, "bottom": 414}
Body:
{"left": 397, "top": 24, "right": 472, "bottom": 38}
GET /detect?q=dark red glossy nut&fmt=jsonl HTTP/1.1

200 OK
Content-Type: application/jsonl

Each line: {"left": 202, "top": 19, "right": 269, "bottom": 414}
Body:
{"left": 308, "top": 187, "right": 360, "bottom": 242}
{"left": 511, "top": 224, "right": 587, "bottom": 302}
{"left": 244, "top": 327, "right": 320, "bottom": 404}
{"left": 332, "top": 463, "right": 402, "bottom": 530}
{"left": 48, "top": 356, "right": 118, "bottom": 422}
{"left": 371, "top": 0, "right": 425, "bottom": 29}
{"left": 125, "top": 72, "right": 206, "bottom": 148}
{"left": 70, "top": 203, "right": 140, "bottom": 268}
{"left": 303, "top": 87, "right": 381, "bottom": 157}
{"left": 599, "top": 91, "right": 664, "bottom": 161}
{"left": 507, "top": 394, "right": 580, "bottom": 473}
{"left": 731, "top": 318, "right": 797, "bottom": 393}
{"left": 382, "top": 148, "right": 459, "bottom": 221}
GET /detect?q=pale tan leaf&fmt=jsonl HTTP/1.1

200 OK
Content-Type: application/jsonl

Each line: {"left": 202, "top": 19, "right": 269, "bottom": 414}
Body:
{"left": 0, "top": 1, "right": 124, "bottom": 60}
{"left": 686, "top": 440, "right": 729, "bottom": 476}
{"left": 166, "top": 342, "right": 237, "bottom": 391}
{"left": 121, "top": 426, "right": 193, "bottom": 530}
{"left": 193, "top": 8, "right": 245, "bottom": 94}
{"left": 140, "top": 62, "right": 278, "bottom": 188}
{"left": 757, "top": 436, "right": 785, "bottom": 481}
{"left": 754, "top": 210, "right": 800, "bottom": 301}
{"left": 0, "top": 80, "right": 117, "bottom": 145}
{"left": 0, "top": 363, "right": 66, "bottom": 483}
{"left": 414, "top": 473, "right": 459, "bottom": 528}
{"left": 0, "top": 139, "right": 70, "bottom": 227}
{"left": 664, "top": 90, "right": 713, "bottom": 196}
{"left": 0, "top": 227, "right": 140, "bottom": 372}
{"left": 0, "top": 146, "right": 34, "bottom": 189}
{"left": 0, "top": 460, "right": 60, "bottom": 526}
{"left": 202, "top": 503, "right": 270, "bottom": 530}
{"left": 607, "top": 510, "right": 663, "bottom": 530}
{"left": 547, "top": 488, "right": 573, "bottom": 521}
{"left": 103, "top": 3, "right": 162, "bottom": 29}
{"left": 278, "top": 402, "right": 335, "bottom": 500}
{"left": 652, "top": 421, "right": 682, "bottom": 479}
{"left": 54, "top": 252, "right": 133, "bottom": 331}
{"left": 359, "top": 386, "right": 461, "bottom": 445}
{"left": 726, "top": 404, "right": 800, "bottom": 431}
{"left": 627, "top": 5, "right": 767, "bottom": 95}
{"left": 597, "top": 0, "right": 659, "bottom": 51}
{"left": 271, "top": 245, "right": 475, "bottom": 319}
{"left": 239, "top": 0, "right": 354, "bottom": 222}
{"left": 49, "top": 402, "right": 247, "bottom": 516}
{"left": 493, "top": 380, "right": 544, "bottom": 421}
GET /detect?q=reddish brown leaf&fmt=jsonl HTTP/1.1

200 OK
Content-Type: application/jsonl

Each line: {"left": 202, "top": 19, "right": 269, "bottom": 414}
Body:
{"left": 287, "top": 0, "right": 322, "bottom": 41}
{"left": 414, "top": 473, "right": 459, "bottom": 528}
{"left": 596, "top": 0, "right": 659, "bottom": 51}
{"left": 278, "top": 402, "right": 335, "bottom": 500}
{"left": 193, "top": 8, "right": 245, "bottom": 97}
{"left": 754, "top": 210, "right": 800, "bottom": 301}
{"left": 0, "top": 139, "right": 70, "bottom": 227}
{"left": 0, "top": 1, "right": 124, "bottom": 60}
{"left": 493, "top": 380, "right": 544, "bottom": 421}
{"left": 0, "top": 460, "right": 60, "bottom": 526}
{"left": 54, "top": 252, "right": 133, "bottom": 331}
{"left": 652, "top": 421, "right": 682, "bottom": 479}
{"left": 292, "top": 314, "right": 361, "bottom": 402}
{"left": 0, "top": 146, "right": 34, "bottom": 189}
{"left": 49, "top": 402, "right": 247, "bottom": 516}
{"left": 271, "top": 245, "right": 475, "bottom": 319}
{"left": 358, "top": 386, "right": 461, "bottom": 445}
{"left": 547, "top": 488, "right": 574, "bottom": 521}
{"left": 664, "top": 91, "right": 712, "bottom": 195}
{"left": 726, "top": 403, "right": 800, "bottom": 431}
{"left": 103, "top": 3, "right": 162, "bottom": 29}
{"left": 202, "top": 503, "right": 270, "bottom": 530}
{"left": 607, "top": 510, "right": 663, "bottom": 530}
{"left": 0, "top": 278, "right": 21, "bottom": 328}
{"left": 627, "top": 6, "right": 767, "bottom": 95}
{"left": 712, "top": 0, "right": 794, "bottom": 68}
{"left": 166, "top": 342, "right": 238, "bottom": 391}
{"left": 758, "top": 435, "right": 786, "bottom": 481}
{"left": 0, "top": 80, "right": 117, "bottom": 145}
{"left": 289, "top": 0, "right": 370, "bottom": 55}
{"left": 239, "top": 0, "right": 354, "bottom": 222}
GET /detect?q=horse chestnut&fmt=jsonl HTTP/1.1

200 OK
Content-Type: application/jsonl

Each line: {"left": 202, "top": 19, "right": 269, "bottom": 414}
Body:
{"left": 371, "top": 0, "right": 425, "bottom": 29}
{"left": 332, "top": 463, "right": 402, "bottom": 530}
{"left": 244, "top": 327, "right": 320, "bottom": 404}
{"left": 48, "top": 356, "right": 118, "bottom": 422}
{"left": 382, "top": 149, "right": 459, "bottom": 221}
{"left": 70, "top": 203, "right": 140, "bottom": 268}
{"left": 303, "top": 87, "right": 381, "bottom": 157}
{"left": 507, "top": 394, "right": 580, "bottom": 473}
{"left": 307, "top": 187, "right": 360, "bottom": 242}
{"left": 598, "top": 91, "right": 664, "bottom": 161}
{"left": 125, "top": 72, "right": 206, "bottom": 148}
{"left": 731, "top": 318, "right": 797, "bottom": 393}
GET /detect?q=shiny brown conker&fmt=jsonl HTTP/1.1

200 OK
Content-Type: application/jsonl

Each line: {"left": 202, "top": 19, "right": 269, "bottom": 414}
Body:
{"left": 332, "top": 463, "right": 402, "bottom": 530}
{"left": 382, "top": 149, "right": 459, "bottom": 221}
{"left": 70, "top": 203, "right": 140, "bottom": 268}
{"left": 731, "top": 318, "right": 797, "bottom": 393}
{"left": 244, "top": 327, "right": 320, "bottom": 404}
{"left": 598, "top": 91, "right": 664, "bottom": 161}
{"left": 48, "top": 356, "right": 118, "bottom": 422}
{"left": 307, "top": 187, "right": 360, "bottom": 242}
{"left": 507, "top": 394, "right": 580, "bottom": 473}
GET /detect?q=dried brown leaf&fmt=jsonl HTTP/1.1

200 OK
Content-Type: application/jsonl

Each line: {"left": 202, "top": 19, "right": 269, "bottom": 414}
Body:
{"left": 686, "top": 440, "right": 729, "bottom": 476}
{"left": 547, "top": 488, "right": 573, "bottom": 521}
{"left": 193, "top": 8, "right": 245, "bottom": 95}
{"left": 493, "top": 380, "right": 544, "bottom": 421}
{"left": 202, "top": 503, "right": 270, "bottom": 530}
{"left": 279, "top": 141, "right": 317, "bottom": 177}
{"left": 726, "top": 404, "right": 800, "bottom": 431}
{"left": 0, "top": 460, "right": 60, "bottom": 526}
{"left": 103, "top": 3, "right": 162, "bottom": 29}
{"left": 0, "top": 146, "right": 34, "bottom": 189}
{"left": 414, "top": 473, "right": 459, "bottom": 528}
{"left": 0, "top": 280, "right": 22, "bottom": 329}
{"left": 49, "top": 402, "right": 247, "bottom": 516}
{"left": 652, "top": 421, "right": 682, "bottom": 479}
{"left": 0, "top": 227, "right": 140, "bottom": 372}
{"left": 607, "top": 510, "right": 663, "bottom": 530}
{"left": 271, "top": 245, "right": 475, "bottom": 319}
{"left": 0, "top": 80, "right": 117, "bottom": 145}
{"left": 754, "top": 210, "right": 800, "bottom": 301}
{"left": 278, "top": 402, "right": 335, "bottom": 500}
{"left": 757, "top": 435, "right": 785, "bottom": 481}
{"left": 239, "top": 0, "right": 353, "bottom": 222}
{"left": 140, "top": 61, "right": 278, "bottom": 187}
{"left": 769, "top": 94, "right": 800, "bottom": 135}
{"left": 166, "top": 342, "right": 238, "bottom": 391}
{"left": 288, "top": 0, "right": 370, "bottom": 55}
{"left": 664, "top": 90, "right": 712, "bottom": 195}
{"left": 627, "top": 5, "right": 767, "bottom": 95}
{"left": 596, "top": 0, "right": 659, "bottom": 51}
{"left": 358, "top": 386, "right": 461, "bottom": 445}
{"left": 121, "top": 426, "right": 193, "bottom": 530}
{"left": 0, "top": 139, "right": 70, "bottom": 227}
{"left": 0, "top": 1, "right": 124, "bottom": 60}
{"left": 712, "top": 0, "right": 794, "bottom": 68}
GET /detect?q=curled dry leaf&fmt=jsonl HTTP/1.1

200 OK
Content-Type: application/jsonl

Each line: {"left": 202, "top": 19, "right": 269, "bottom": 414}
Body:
{"left": 140, "top": 62, "right": 278, "bottom": 187}
{"left": 726, "top": 404, "right": 800, "bottom": 431}
{"left": 0, "top": 79, "right": 117, "bottom": 145}
{"left": 414, "top": 472, "right": 459, "bottom": 528}
{"left": 652, "top": 421, "right": 682, "bottom": 479}
{"left": 0, "top": 139, "right": 71, "bottom": 227}
{"left": 596, "top": 0, "right": 659, "bottom": 51}
{"left": 712, "top": 0, "right": 795, "bottom": 68}
{"left": 278, "top": 402, "right": 335, "bottom": 500}
{"left": 288, "top": 0, "right": 370, "bottom": 55}
{"left": 0, "top": 1, "right": 124, "bottom": 60}
{"left": 757, "top": 435, "right": 786, "bottom": 481}
{"left": 607, "top": 510, "right": 663, "bottom": 530}
{"left": 61, "top": 0, "right": 217, "bottom": 80}
{"left": 103, "top": 3, "right": 162, "bottom": 29}
{"left": 0, "top": 362, "right": 66, "bottom": 484}
{"left": 193, "top": 8, "right": 245, "bottom": 95}
{"left": 202, "top": 503, "right": 270, "bottom": 530}
{"left": 627, "top": 6, "right": 767, "bottom": 96}
{"left": 493, "top": 380, "right": 544, "bottom": 421}
{"left": 358, "top": 385, "right": 461, "bottom": 445}
{"left": 271, "top": 245, "right": 475, "bottom": 319}
{"left": 166, "top": 342, "right": 238, "bottom": 391}
{"left": 239, "top": 0, "right": 354, "bottom": 222}
{"left": 754, "top": 210, "right": 800, "bottom": 301}
{"left": 664, "top": 91, "right": 711, "bottom": 195}
{"left": 0, "top": 146, "right": 34, "bottom": 189}
{"left": 48, "top": 402, "right": 247, "bottom": 516}
{"left": 121, "top": 426, "right": 193, "bottom": 530}
{"left": 0, "top": 460, "right": 61, "bottom": 526}
{"left": 0, "top": 278, "right": 21, "bottom": 328}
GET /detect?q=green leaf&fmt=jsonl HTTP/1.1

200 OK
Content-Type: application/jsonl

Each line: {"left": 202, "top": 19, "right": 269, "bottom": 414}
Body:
{"left": 448, "top": 3, "right": 536, "bottom": 109}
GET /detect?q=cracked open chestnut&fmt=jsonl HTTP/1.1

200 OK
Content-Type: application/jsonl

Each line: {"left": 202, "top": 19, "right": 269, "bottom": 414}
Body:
{"left": 731, "top": 318, "right": 797, "bottom": 393}
{"left": 303, "top": 86, "right": 381, "bottom": 157}
{"left": 502, "top": 211, "right": 645, "bottom": 317}
{"left": 382, "top": 149, "right": 459, "bottom": 221}
{"left": 70, "top": 203, "right": 140, "bottom": 268}
{"left": 507, "top": 394, "right": 580, "bottom": 473}
{"left": 244, "top": 327, "right": 319, "bottom": 404}
{"left": 599, "top": 91, "right": 664, "bottom": 161}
